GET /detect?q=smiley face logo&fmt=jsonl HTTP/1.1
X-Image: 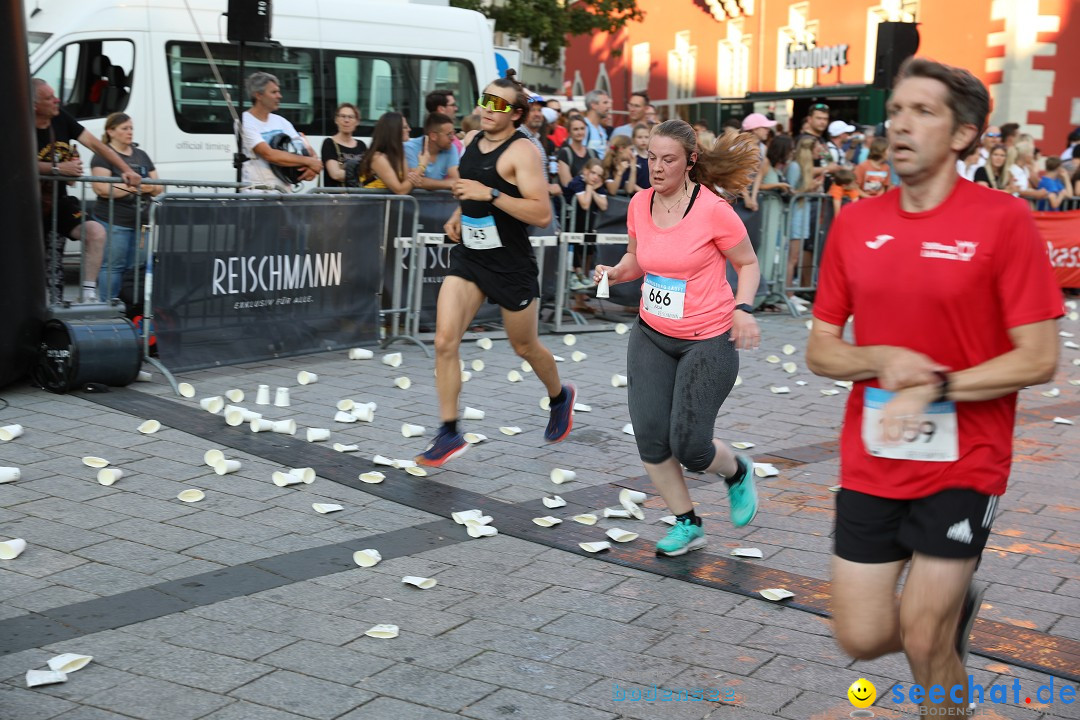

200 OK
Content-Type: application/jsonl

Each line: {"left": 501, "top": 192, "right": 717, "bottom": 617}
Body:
{"left": 848, "top": 678, "right": 876, "bottom": 708}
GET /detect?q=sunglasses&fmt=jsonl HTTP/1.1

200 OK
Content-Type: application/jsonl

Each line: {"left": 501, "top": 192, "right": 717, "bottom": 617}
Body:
{"left": 477, "top": 93, "right": 518, "bottom": 113}
{"left": 985, "top": 132, "right": 1001, "bottom": 138}
{"left": 810, "top": 103, "right": 830, "bottom": 111}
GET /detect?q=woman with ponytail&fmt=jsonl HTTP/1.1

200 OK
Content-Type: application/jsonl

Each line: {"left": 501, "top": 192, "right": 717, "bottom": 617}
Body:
{"left": 592, "top": 119, "right": 763, "bottom": 557}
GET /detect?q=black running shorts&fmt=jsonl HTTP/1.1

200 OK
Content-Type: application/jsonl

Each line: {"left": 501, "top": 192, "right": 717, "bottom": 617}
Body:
{"left": 446, "top": 247, "right": 539, "bottom": 312}
{"left": 834, "top": 487, "right": 998, "bottom": 563}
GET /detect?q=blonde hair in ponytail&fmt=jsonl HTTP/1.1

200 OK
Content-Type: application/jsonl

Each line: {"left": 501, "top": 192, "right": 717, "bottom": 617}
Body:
{"left": 651, "top": 119, "right": 760, "bottom": 197}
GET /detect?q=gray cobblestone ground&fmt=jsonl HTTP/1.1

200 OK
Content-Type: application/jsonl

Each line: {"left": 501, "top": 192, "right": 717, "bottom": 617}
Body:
{"left": 0, "top": 311, "right": 1078, "bottom": 719}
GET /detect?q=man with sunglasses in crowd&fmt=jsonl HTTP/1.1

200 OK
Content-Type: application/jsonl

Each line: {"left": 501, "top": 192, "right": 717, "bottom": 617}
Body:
{"left": 426, "top": 90, "right": 463, "bottom": 154}
{"left": 416, "top": 73, "right": 575, "bottom": 467}
{"left": 979, "top": 125, "right": 1001, "bottom": 162}
{"left": 405, "top": 113, "right": 461, "bottom": 191}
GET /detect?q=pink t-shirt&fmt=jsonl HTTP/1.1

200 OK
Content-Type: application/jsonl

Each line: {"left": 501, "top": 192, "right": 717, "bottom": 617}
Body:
{"left": 627, "top": 188, "right": 747, "bottom": 340}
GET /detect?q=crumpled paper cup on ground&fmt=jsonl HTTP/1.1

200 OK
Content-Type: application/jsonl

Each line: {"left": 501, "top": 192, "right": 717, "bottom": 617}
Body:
{"left": 25, "top": 670, "right": 67, "bottom": 687}
{"left": 760, "top": 588, "right": 795, "bottom": 602}
{"left": 579, "top": 541, "right": 611, "bottom": 553}
{"left": 334, "top": 411, "right": 357, "bottom": 423}
{"left": 177, "top": 489, "right": 205, "bottom": 503}
{"left": 364, "top": 624, "right": 399, "bottom": 639}
{"left": 402, "top": 576, "right": 437, "bottom": 589}
{"left": 532, "top": 516, "right": 563, "bottom": 527}
{"left": 394, "top": 377, "right": 412, "bottom": 390}
{"left": 0, "top": 467, "right": 21, "bottom": 483}
{"left": 352, "top": 403, "right": 376, "bottom": 422}
{"left": 463, "top": 433, "right": 487, "bottom": 444}
{"left": 603, "top": 507, "right": 631, "bottom": 519}
{"left": 360, "top": 471, "right": 385, "bottom": 484}
{"left": 543, "top": 495, "right": 566, "bottom": 508}
{"left": 47, "top": 654, "right": 93, "bottom": 674}
{"left": 0, "top": 538, "right": 27, "bottom": 560}
{"left": 0, "top": 424, "right": 23, "bottom": 442}
{"left": 353, "top": 548, "right": 382, "bottom": 567}
{"left": 82, "top": 456, "right": 109, "bottom": 469}
{"left": 312, "top": 503, "right": 343, "bottom": 513}
{"left": 334, "top": 443, "right": 359, "bottom": 452}
{"left": 572, "top": 514, "right": 597, "bottom": 525}
{"left": 605, "top": 528, "right": 639, "bottom": 543}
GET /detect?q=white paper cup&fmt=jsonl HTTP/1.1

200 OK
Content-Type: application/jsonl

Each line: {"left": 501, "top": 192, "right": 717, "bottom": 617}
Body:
{"left": 394, "top": 376, "right": 412, "bottom": 390}
{"left": 178, "top": 382, "right": 196, "bottom": 398}
{"left": 507, "top": 370, "right": 523, "bottom": 383}
{"left": 542, "top": 495, "right": 566, "bottom": 508}
{"left": 603, "top": 507, "right": 631, "bottom": 518}
{"left": 333, "top": 411, "right": 356, "bottom": 423}
{"left": 225, "top": 389, "right": 245, "bottom": 403}
{"left": 611, "top": 373, "right": 628, "bottom": 387}
{"left": 622, "top": 423, "right": 635, "bottom": 436}
{"left": 336, "top": 399, "right": 355, "bottom": 411}
{"left": 382, "top": 352, "right": 403, "bottom": 368}
{"left": 272, "top": 471, "right": 304, "bottom": 487}
{"left": 352, "top": 403, "right": 376, "bottom": 422}
{"left": 462, "top": 406, "right": 485, "bottom": 420}
{"left": 499, "top": 426, "right": 522, "bottom": 435}
{"left": 214, "top": 459, "right": 241, "bottom": 475}
{"left": 614, "top": 323, "right": 629, "bottom": 335}
{"left": 297, "top": 371, "right": 318, "bottom": 385}
{"left": 520, "top": 360, "right": 533, "bottom": 373}
{"left": 82, "top": 456, "right": 109, "bottom": 469}
{"left": 760, "top": 588, "right": 795, "bottom": 602}
{"left": 619, "top": 489, "right": 647, "bottom": 505}
{"left": 306, "top": 428, "right": 331, "bottom": 442}
{"left": 471, "top": 359, "right": 485, "bottom": 372}
{"left": 47, "top": 654, "right": 93, "bottom": 674}
{"left": 0, "top": 467, "right": 22, "bottom": 483}
{"left": 373, "top": 455, "right": 395, "bottom": 467}
{"left": 571, "top": 351, "right": 587, "bottom": 362}
{"left": 200, "top": 396, "right": 225, "bottom": 414}
{"left": 137, "top": 420, "right": 161, "bottom": 434}
{"left": 334, "top": 443, "right": 359, "bottom": 452}
{"left": 136, "top": 370, "right": 153, "bottom": 382}
{"left": 463, "top": 433, "right": 487, "bottom": 444}
{"left": 401, "top": 423, "right": 426, "bottom": 438}
{"left": 452, "top": 509, "right": 485, "bottom": 525}
{"left": 250, "top": 418, "right": 274, "bottom": 432}
{"left": 402, "top": 576, "right": 437, "bottom": 589}
{"left": 349, "top": 347, "right": 374, "bottom": 360}
{"left": 539, "top": 396, "right": 550, "bottom": 410}
{"left": 364, "top": 623, "right": 399, "bottom": 639}
{"left": 467, "top": 524, "right": 498, "bottom": 538}
{"left": 595, "top": 271, "right": 610, "bottom": 298}
{"left": 255, "top": 385, "right": 271, "bottom": 405}
{"left": 563, "top": 334, "right": 576, "bottom": 346}
{"left": 579, "top": 541, "right": 611, "bottom": 553}
{"left": 25, "top": 670, "right": 67, "bottom": 687}
{"left": 203, "top": 449, "right": 224, "bottom": 467}
{"left": 572, "top": 513, "right": 598, "bottom": 525}
{"left": 97, "top": 468, "right": 123, "bottom": 486}
{"left": 405, "top": 465, "right": 428, "bottom": 477}
{"left": 476, "top": 337, "right": 493, "bottom": 350}
{"left": 360, "top": 471, "right": 385, "bottom": 484}
{"left": 274, "top": 387, "right": 291, "bottom": 407}
{"left": 312, "top": 503, "right": 344, "bottom": 513}
{"left": 532, "top": 516, "right": 563, "bottom": 527}
{"left": 271, "top": 419, "right": 297, "bottom": 435}
{"left": 550, "top": 468, "right": 576, "bottom": 484}
{"left": 606, "top": 528, "right": 639, "bottom": 543}
{"left": 0, "top": 538, "right": 27, "bottom": 560}
{"left": 0, "top": 424, "right": 24, "bottom": 442}
{"left": 460, "top": 371, "right": 472, "bottom": 382}
{"left": 225, "top": 406, "right": 260, "bottom": 426}
{"left": 353, "top": 548, "right": 382, "bottom": 567}
{"left": 290, "top": 467, "right": 316, "bottom": 484}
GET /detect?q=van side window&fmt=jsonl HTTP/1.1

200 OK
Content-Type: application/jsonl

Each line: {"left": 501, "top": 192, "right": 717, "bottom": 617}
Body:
{"left": 35, "top": 39, "right": 134, "bottom": 119}
{"left": 167, "top": 42, "right": 316, "bottom": 134}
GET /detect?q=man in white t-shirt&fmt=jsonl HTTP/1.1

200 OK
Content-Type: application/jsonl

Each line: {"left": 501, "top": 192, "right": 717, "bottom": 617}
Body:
{"left": 240, "top": 72, "right": 322, "bottom": 192}
{"left": 827, "top": 120, "right": 856, "bottom": 167}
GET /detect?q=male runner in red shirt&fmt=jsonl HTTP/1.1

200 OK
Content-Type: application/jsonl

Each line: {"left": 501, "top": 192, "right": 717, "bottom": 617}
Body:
{"left": 807, "top": 57, "right": 1062, "bottom": 714}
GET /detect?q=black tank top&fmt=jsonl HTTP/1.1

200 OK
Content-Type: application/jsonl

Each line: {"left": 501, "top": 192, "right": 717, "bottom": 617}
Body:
{"left": 457, "top": 132, "right": 535, "bottom": 273}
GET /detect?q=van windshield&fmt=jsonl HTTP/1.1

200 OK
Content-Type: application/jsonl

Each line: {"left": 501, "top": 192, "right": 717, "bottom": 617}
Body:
{"left": 28, "top": 31, "right": 51, "bottom": 55}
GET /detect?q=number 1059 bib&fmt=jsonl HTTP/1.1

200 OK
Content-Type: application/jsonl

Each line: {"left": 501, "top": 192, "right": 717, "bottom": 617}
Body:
{"left": 643, "top": 273, "right": 686, "bottom": 320}
{"left": 861, "top": 386, "right": 959, "bottom": 462}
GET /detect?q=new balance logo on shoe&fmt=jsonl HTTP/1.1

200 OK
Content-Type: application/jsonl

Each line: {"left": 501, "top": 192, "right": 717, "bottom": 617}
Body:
{"left": 947, "top": 519, "right": 974, "bottom": 544}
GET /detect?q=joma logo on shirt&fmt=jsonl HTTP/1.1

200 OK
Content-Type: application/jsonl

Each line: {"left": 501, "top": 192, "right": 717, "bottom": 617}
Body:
{"left": 920, "top": 240, "right": 979, "bottom": 262}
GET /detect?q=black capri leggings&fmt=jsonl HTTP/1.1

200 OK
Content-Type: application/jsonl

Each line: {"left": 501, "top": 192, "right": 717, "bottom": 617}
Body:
{"left": 627, "top": 320, "right": 739, "bottom": 471}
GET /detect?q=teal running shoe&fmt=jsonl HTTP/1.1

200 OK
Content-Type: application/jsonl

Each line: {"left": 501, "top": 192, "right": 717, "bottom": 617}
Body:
{"left": 727, "top": 454, "right": 758, "bottom": 528}
{"left": 655, "top": 518, "right": 707, "bottom": 557}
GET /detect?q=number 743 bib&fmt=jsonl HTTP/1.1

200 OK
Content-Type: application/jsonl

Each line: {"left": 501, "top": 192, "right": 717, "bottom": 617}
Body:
{"left": 643, "top": 273, "right": 686, "bottom": 319}
{"left": 861, "top": 386, "right": 958, "bottom": 462}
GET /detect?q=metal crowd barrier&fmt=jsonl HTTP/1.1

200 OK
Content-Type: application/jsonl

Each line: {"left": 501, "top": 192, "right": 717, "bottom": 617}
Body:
{"left": 756, "top": 191, "right": 833, "bottom": 317}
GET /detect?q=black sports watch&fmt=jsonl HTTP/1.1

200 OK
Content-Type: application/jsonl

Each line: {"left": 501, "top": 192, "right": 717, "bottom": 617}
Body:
{"left": 734, "top": 303, "right": 754, "bottom": 314}
{"left": 489, "top": 188, "right": 501, "bottom": 202}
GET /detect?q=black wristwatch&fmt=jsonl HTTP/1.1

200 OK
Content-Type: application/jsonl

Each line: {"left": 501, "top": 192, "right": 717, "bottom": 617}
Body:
{"left": 735, "top": 303, "right": 754, "bottom": 314}
{"left": 489, "top": 188, "right": 501, "bottom": 202}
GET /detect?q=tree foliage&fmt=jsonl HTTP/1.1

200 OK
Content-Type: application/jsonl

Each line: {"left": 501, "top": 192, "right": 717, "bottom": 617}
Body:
{"left": 451, "top": 0, "right": 644, "bottom": 66}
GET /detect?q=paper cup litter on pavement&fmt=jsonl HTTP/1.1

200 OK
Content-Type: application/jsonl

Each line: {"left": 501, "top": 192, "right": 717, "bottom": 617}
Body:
{"left": 574, "top": 403, "right": 591, "bottom": 412}
{"left": 499, "top": 426, "right": 522, "bottom": 436}
{"left": 225, "top": 389, "right": 244, "bottom": 403}
{"left": 1054, "top": 417, "right": 1075, "bottom": 425}
{"left": 539, "top": 396, "right": 550, "bottom": 410}
{"left": 402, "top": 576, "right": 437, "bottom": 589}
{"left": 274, "top": 387, "right": 291, "bottom": 407}
{"left": 349, "top": 348, "right": 374, "bottom": 360}
{"left": 606, "top": 528, "right": 638, "bottom": 543}
{"left": 782, "top": 362, "right": 798, "bottom": 374}
{"left": 312, "top": 503, "right": 344, "bottom": 514}
{"left": 352, "top": 404, "right": 376, "bottom": 422}
{"left": 619, "top": 489, "right": 647, "bottom": 504}
{"left": 543, "top": 495, "right": 566, "bottom": 509}
{"left": 619, "top": 493, "right": 645, "bottom": 521}
{"left": 622, "top": 423, "right": 635, "bottom": 436}
{"left": 336, "top": 399, "right": 355, "bottom": 412}
{"left": 373, "top": 455, "right": 395, "bottom": 467}
{"left": 199, "top": 396, "right": 225, "bottom": 414}
{"left": 596, "top": 271, "right": 610, "bottom": 298}
{"left": 97, "top": 468, "right": 123, "bottom": 486}
{"left": 289, "top": 467, "right": 316, "bottom": 484}
{"left": 334, "top": 411, "right": 357, "bottom": 423}
{"left": 405, "top": 466, "right": 428, "bottom": 477}
{"left": 360, "top": 471, "right": 385, "bottom": 484}
{"left": 464, "top": 516, "right": 494, "bottom": 529}
{"left": 614, "top": 323, "right": 629, "bottom": 335}
{"left": 731, "top": 442, "right": 755, "bottom": 450}
{"left": 250, "top": 418, "right": 273, "bottom": 432}
{"left": 0, "top": 424, "right": 24, "bottom": 442}
{"left": 611, "top": 373, "right": 628, "bottom": 387}
{"left": 306, "top": 428, "right": 331, "bottom": 442}
{"left": 563, "top": 334, "right": 576, "bottom": 346}
{"left": 754, "top": 463, "right": 780, "bottom": 478}
{"left": 272, "top": 472, "right": 304, "bottom": 487}
{"left": 82, "top": 456, "right": 109, "bottom": 469}
{"left": 467, "top": 524, "right": 498, "bottom": 538}
{"left": 255, "top": 385, "right": 271, "bottom": 405}
{"left": 550, "top": 468, "right": 576, "bottom": 484}
{"left": 297, "top": 371, "right": 318, "bottom": 385}
{"left": 178, "top": 382, "right": 196, "bottom": 398}
{"left": 770, "top": 386, "right": 791, "bottom": 394}
{"left": 0, "top": 467, "right": 21, "bottom": 483}
{"left": 821, "top": 389, "right": 840, "bottom": 396}
{"left": 214, "top": 459, "right": 241, "bottom": 475}
{"left": 463, "top": 433, "right": 487, "bottom": 444}
{"left": 0, "top": 538, "right": 27, "bottom": 560}
{"left": 401, "top": 423, "right": 425, "bottom": 438}
{"left": 532, "top": 516, "right": 563, "bottom": 527}
{"left": 136, "top": 370, "right": 152, "bottom": 382}
{"left": 334, "top": 443, "right": 359, "bottom": 452}
{"left": 660, "top": 515, "right": 677, "bottom": 526}
{"left": 204, "top": 449, "right": 225, "bottom": 467}
{"left": 470, "top": 359, "right": 485, "bottom": 372}
{"left": 579, "top": 541, "right": 611, "bottom": 553}
{"left": 731, "top": 548, "right": 764, "bottom": 558}
{"left": 177, "top": 489, "right": 205, "bottom": 503}
{"left": 507, "top": 370, "right": 523, "bottom": 383}
{"left": 760, "top": 588, "right": 795, "bottom": 602}
{"left": 782, "top": 344, "right": 797, "bottom": 355}
{"left": 765, "top": 355, "right": 781, "bottom": 363}
{"left": 47, "top": 654, "right": 93, "bottom": 674}
{"left": 571, "top": 351, "right": 588, "bottom": 362}
{"left": 271, "top": 419, "right": 297, "bottom": 435}
{"left": 572, "top": 513, "right": 598, "bottom": 525}
{"left": 476, "top": 337, "right": 493, "bottom": 350}
{"left": 382, "top": 352, "right": 403, "bottom": 368}
{"left": 462, "top": 406, "right": 485, "bottom": 421}
{"left": 452, "top": 509, "right": 485, "bottom": 525}
{"left": 353, "top": 548, "right": 382, "bottom": 567}
{"left": 364, "top": 624, "right": 399, "bottom": 639}
{"left": 520, "top": 360, "right": 532, "bottom": 373}
{"left": 137, "top": 420, "right": 161, "bottom": 434}
{"left": 603, "top": 507, "right": 631, "bottom": 519}
{"left": 394, "top": 377, "right": 412, "bottom": 390}
{"left": 25, "top": 670, "right": 67, "bottom": 688}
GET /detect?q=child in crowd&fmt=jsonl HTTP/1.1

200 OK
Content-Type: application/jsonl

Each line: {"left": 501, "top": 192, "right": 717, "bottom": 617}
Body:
{"left": 564, "top": 158, "right": 608, "bottom": 298}
{"left": 854, "top": 136, "right": 892, "bottom": 196}
{"left": 828, "top": 167, "right": 861, "bottom": 216}
{"left": 602, "top": 135, "right": 638, "bottom": 195}
{"left": 1037, "top": 156, "right": 1074, "bottom": 210}
{"left": 631, "top": 123, "right": 651, "bottom": 190}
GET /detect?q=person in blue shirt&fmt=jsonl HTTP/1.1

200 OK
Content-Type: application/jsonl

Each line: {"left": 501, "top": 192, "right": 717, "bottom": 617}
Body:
{"left": 1036, "top": 157, "right": 1073, "bottom": 210}
{"left": 404, "top": 113, "right": 461, "bottom": 191}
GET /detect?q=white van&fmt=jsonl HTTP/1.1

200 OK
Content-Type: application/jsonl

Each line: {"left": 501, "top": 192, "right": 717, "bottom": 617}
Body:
{"left": 28, "top": 0, "right": 497, "bottom": 183}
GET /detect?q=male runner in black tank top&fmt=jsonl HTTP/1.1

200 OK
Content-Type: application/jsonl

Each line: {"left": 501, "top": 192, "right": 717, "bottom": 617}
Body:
{"left": 416, "top": 74, "right": 577, "bottom": 467}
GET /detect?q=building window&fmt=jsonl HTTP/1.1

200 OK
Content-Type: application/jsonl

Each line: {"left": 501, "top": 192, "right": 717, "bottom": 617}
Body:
{"left": 865, "top": 0, "right": 919, "bottom": 83}
{"left": 668, "top": 31, "right": 697, "bottom": 100}
{"left": 631, "top": 42, "right": 650, "bottom": 93}
{"left": 776, "top": 3, "right": 818, "bottom": 90}
{"left": 596, "top": 64, "right": 612, "bottom": 97}
{"left": 718, "top": 18, "right": 751, "bottom": 98}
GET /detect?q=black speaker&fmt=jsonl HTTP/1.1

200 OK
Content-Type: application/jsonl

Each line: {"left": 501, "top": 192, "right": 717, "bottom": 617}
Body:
{"left": 227, "top": 0, "right": 273, "bottom": 43}
{"left": 873, "top": 22, "right": 920, "bottom": 90}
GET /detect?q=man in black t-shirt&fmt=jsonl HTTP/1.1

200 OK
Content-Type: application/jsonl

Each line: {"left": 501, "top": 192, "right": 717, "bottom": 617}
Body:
{"left": 34, "top": 78, "right": 142, "bottom": 302}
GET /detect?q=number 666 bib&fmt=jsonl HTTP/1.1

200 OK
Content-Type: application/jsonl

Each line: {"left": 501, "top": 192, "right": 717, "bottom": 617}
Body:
{"left": 861, "top": 387, "right": 958, "bottom": 462}
{"left": 643, "top": 273, "right": 686, "bottom": 320}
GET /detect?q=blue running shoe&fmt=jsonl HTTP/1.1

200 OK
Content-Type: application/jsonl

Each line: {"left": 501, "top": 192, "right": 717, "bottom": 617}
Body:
{"left": 416, "top": 427, "right": 469, "bottom": 467}
{"left": 544, "top": 384, "right": 576, "bottom": 442}
{"left": 727, "top": 454, "right": 758, "bottom": 528}
{"left": 656, "top": 518, "right": 707, "bottom": 557}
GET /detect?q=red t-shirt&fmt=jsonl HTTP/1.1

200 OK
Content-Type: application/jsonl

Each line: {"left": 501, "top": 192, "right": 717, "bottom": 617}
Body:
{"left": 813, "top": 179, "right": 1063, "bottom": 499}
{"left": 627, "top": 188, "right": 747, "bottom": 340}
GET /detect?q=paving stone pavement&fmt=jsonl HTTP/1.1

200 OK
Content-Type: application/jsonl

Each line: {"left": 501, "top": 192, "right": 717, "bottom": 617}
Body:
{"left": 1, "top": 311, "right": 1078, "bottom": 719}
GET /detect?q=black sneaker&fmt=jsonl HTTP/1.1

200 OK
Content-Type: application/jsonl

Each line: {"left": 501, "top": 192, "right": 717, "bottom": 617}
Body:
{"left": 956, "top": 580, "right": 987, "bottom": 665}
{"left": 544, "top": 384, "right": 576, "bottom": 442}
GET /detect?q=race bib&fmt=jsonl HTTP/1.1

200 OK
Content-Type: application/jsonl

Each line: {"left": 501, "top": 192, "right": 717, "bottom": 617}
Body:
{"left": 461, "top": 215, "right": 503, "bottom": 250}
{"left": 642, "top": 273, "right": 686, "bottom": 320}
{"left": 861, "top": 387, "right": 958, "bottom": 462}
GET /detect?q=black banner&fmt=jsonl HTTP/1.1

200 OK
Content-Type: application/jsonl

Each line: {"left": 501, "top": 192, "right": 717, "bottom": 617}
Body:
{"left": 153, "top": 195, "right": 383, "bottom": 372}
